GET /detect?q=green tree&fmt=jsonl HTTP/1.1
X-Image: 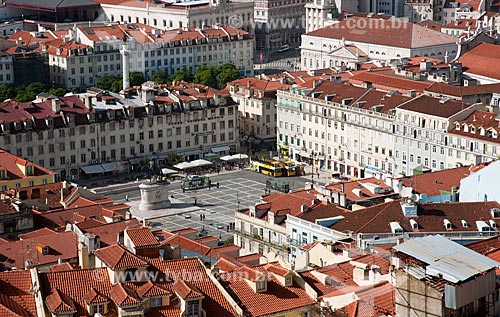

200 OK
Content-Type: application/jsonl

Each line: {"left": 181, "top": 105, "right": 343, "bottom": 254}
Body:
{"left": 96, "top": 75, "right": 117, "bottom": 91}
{"left": 170, "top": 68, "right": 194, "bottom": 83}
{"left": 0, "top": 83, "right": 17, "bottom": 101}
{"left": 25, "top": 82, "right": 47, "bottom": 95}
{"left": 151, "top": 70, "right": 169, "bottom": 84}
{"left": 217, "top": 63, "right": 240, "bottom": 88}
{"left": 129, "top": 72, "right": 145, "bottom": 86}
{"left": 110, "top": 79, "right": 123, "bottom": 93}
{"left": 193, "top": 66, "right": 217, "bottom": 88}
{"left": 165, "top": 151, "right": 182, "bottom": 166}
{"left": 47, "top": 87, "right": 68, "bottom": 97}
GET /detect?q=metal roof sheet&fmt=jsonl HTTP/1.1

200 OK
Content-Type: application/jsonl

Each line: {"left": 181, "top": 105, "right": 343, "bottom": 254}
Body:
{"left": 394, "top": 235, "right": 499, "bottom": 283}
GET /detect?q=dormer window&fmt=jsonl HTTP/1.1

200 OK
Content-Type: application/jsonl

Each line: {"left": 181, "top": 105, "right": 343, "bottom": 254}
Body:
{"left": 26, "top": 165, "right": 33, "bottom": 176}
{"left": 46, "top": 117, "right": 53, "bottom": 127}
{"left": 455, "top": 122, "right": 460, "bottom": 130}
{"left": 490, "top": 219, "right": 497, "bottom": 229}
{"left": 390, "top": 222, "right": 403, "bottom": 234}
{"left": 92, "top": 304, "right": 105, "bottom": 314}
{"left": 444, "top": 219, "right": 452, "bottom": 230}
{"left": 256, "top": 281, "right": 266, "bottom": 291}
{"left": 0, "top": 169, "right": 6, "bottom": 179}
{"left": 462, "top": 123, "right": 468, "bottom": 132}
{"left": 461, "top": 220, "right": 468, "bottom": 228}
{"left": 150, "top": 297, "right": 162, "bottom": 307}
{"left": 187, "top": 301, "right": 200, "bottom": 317}
{"left": 480, "top": 127, "right": 485, "bottom": 136}
{"left": 491, "top": 208, "right": 500, "bottom": 218}
{"left": 470, "top": 125, "right": 475, "bottom": 133}
{"left": 409, "top": 219, "right": 418, "bottom": 229}
{"left": 285, "top": 276, "right": 292, "bottom": 286}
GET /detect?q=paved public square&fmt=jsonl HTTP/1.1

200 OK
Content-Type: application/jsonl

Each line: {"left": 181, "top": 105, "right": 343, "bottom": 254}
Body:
{"left": 105, "top": 170, "right": 308, "bottom": 242}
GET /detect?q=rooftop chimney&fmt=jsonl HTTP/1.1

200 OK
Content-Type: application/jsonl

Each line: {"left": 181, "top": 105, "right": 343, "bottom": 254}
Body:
{"left": 51, "top": 98, "right": 60, "bottom": 113}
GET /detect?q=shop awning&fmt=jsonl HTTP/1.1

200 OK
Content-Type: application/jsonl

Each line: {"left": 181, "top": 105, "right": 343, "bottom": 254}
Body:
{"left": 80, "top": 164, "right": 105, "bottom": 174}
{"left": 211, "top": 145, "right": 230, "bottom": 153}
{"left": 129, "top": 158, "right": 140, "bottom": 165}
{"left": 100, "top": 162, "right": 123, "bottom": 173}
{"left": 161, "top": 168, "right": 177, "bottom": 175}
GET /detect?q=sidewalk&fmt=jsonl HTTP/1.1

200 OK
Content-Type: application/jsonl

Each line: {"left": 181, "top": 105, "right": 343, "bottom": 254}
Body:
{"left": 299, "top": 164, "right": 332, "bottom": 186}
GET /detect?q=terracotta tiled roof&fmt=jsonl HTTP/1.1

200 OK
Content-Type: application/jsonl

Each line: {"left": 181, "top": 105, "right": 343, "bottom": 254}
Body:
{"left": 418, "top": 20, "right": 443, "bottom": 31}
{"left": 173, "top": 279, "right": 204, "bottom": 299}
{"left": 220, "top": 263, "right": 316, "bottom": 316}
{"left": 0, "top": 271, "right": 37, "bottom": 317}
{"left": 397, "top": 94, "right": 471, "bottom": 118}
{"left": 34, "top": 204, "right": 124, "bottom": 230}
{"left": 450, "top": 110, "right": 500, "bottom": 144}
{"left": 228, "top": 77, "right": 292, "bottom": 93}
{"left": 136, "top": 280, "right": 171, "bottom": 298}
{"left": 354, "top": 281, "right": 395, "bottom": 316}
{"left": 0, "top": 150, "right": 56, "bottom": 181}
{"left": 266, "top": 263, "right": 291, "bottom": 277}
{"left": 126, "top": 227, "right": 160, "bottom": 248}
{"left": 0, "top": 231, "right": 78, "bottom": 270}
{"left": 83, "top": 219, "right": 141, "bottom": 247}
{"left": 45, "top": 288, "right": 76, "bottom": 314}
{"left": 397, "top": 165, "right": 473, "bottom": 196}
{"left": 235, "top": 266, "right": 265, "bottom": 282}
{"left": 146, "top": 303, "right": 181, "bottom": 317}
{"left": 306, "top": 17, "right": 456, "bottom": 48}
{"left": 459, "top": 43, "right": 500, "bottom": 81}
{"left": 326, "top": 178, "right": 395, "bottom": 202}
{"left": 466, "top": 234, "right": 500, "bottom": 254}
{"left": 49, "top": 262, "right": 74, "bottom": 272}
{"left": 148, "top": 257, "right": 237, "bottom": 316}
{"left": 94, "top": 244, "right": 149, "bottom": 270}
{"left": 83, "top": 287, "right": 108, "bottom": 305}
{"left": 110, "top": 283, "right": 142, "bottom": 308}
{"left": 39, "top": 268, "right": 112, "bottom": 317}
{"left": 18, "top": 227, "right": 57, "bottom": 240}
{"left": 302, "top": 199, "right": 500, "bottom": 234}
{"left": 349, "top": 71, "right": 433, "bottom": 93}
{"left": 214, "top": 257, "right": 242, "bottom": 272}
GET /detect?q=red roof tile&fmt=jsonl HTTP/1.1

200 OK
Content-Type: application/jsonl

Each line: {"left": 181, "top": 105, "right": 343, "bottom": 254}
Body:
{"left": 0, "top": 271, "right": 37, "bottom": 317}
{"left": 82, "top": 287, "right": 108, "bottom": 305}
{"left": 306, "top": 17, "right": 456, "bottom": 48}
{"left": 110, "top": 283, "right": 142, "bottom": 308}
{"left": 40, "top": 268, "right": 112, "bottom": 317}
{"left": 83, "top": 219, "right": 141, "bottom": 247}
{"left": 398, "top": 94, "right": 472, "bottom": 118}
{"left": 220, "top": 263, "right": 316, "bottom": 316}
{"left": 148, "top": 257, "right": 237, "bottom": 316}
{"left": 49, "top": 262, "right": 74, "bottom": 273}
{"left": 0, "top": 231, "right": 78, "bottom": 270}
{"left": 397, "top": 165, "right": 474, "bottom": 196}
{"left": 94, "top": 244, "right": 149, "bottom": 269}
{"left": 45, "top": 288, "right": 76, "bottom": 314}
{"left": 301, "top": 199, "right": 500, "bottom": 234}
{"left": 459, "top": 43, "right": 500, "bottom": 81}
{"left": 349, "top": 71, "right": 433, "bottom": 94}
{"left": 126, "top": 227, "right": 160, "bottom": 248}
{"left": 136, "top": 280, "right": 171, "bottom": 298}
{"left": 173, "top": 279, "right": 204, "bottom": 299}
{"left": 18, "top": 227, "right": 57, "bottom": 240}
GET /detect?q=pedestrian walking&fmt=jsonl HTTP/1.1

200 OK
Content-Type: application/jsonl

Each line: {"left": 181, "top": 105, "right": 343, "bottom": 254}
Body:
{"left": 194, "top": 197, "right": 197, "bottom": 205}
{"left": 200, "top": 214, "right": 203, "bottom": 221}
{"left": 226, "top": 225, "right": 229, "bottom": 232}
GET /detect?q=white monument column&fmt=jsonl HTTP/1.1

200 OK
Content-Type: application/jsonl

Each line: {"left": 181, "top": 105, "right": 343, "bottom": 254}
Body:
{"left": 120, "top": 39, "right": 130, "bottom": 91}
